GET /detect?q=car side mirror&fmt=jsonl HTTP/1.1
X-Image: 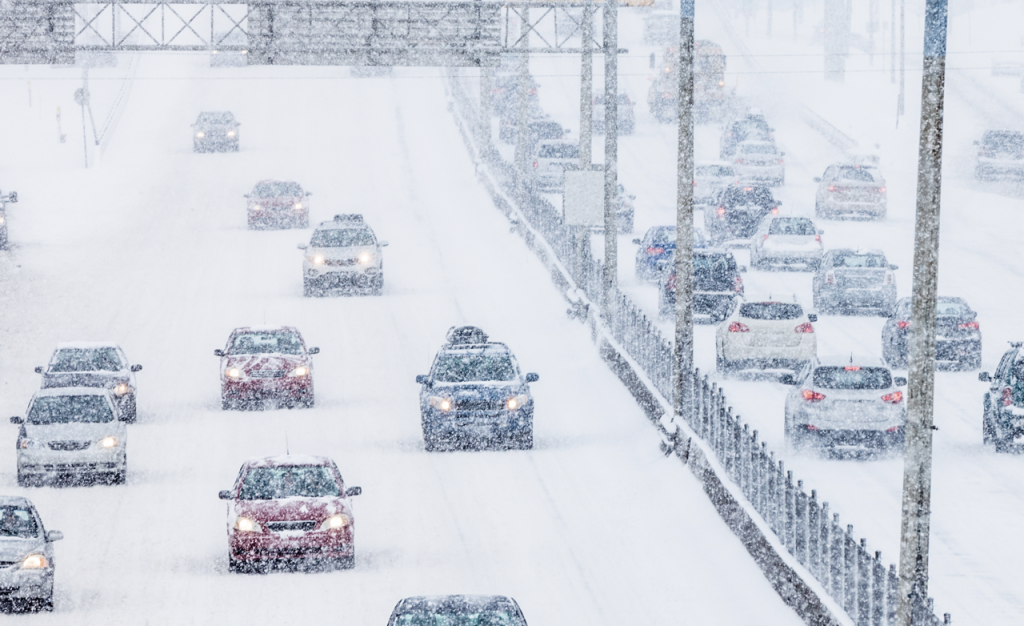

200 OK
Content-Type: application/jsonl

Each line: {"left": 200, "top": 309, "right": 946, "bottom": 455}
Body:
{"left": 979, "top": 372, "right": 991, "bottom": 382}
{"left": 817, "top": 229, "right": 824, "bottom": 235}
{"left": 380, "top": 241, "right": 389, "bottom": 247}
{"left": 45, "top": 531, "right": 63, "bottom": 543}
{"left": 243, "top": 194, "right": 250, "bottom": 198}
{"left": 889, "top": 264, "right": 899, "bottom": 270}
{"left": 807, "top": 314, "right": 818, "bottom": 323}
{"left": 10, "top": 416, "right": 23, "bottom": 425}
{"left": 813, "top": 177, "right": 822, "bottom": 183}
{"left": 972, "top": 140, "right": 979, "bottom": 145}
{"left": 894, "top": 376, "right": 908, "bottom": 387}
{"left": 628, "top": 194, "right": 636, "bottom": 200}
{"left": 8, "top": 191, "right": 16, "bottom": 203}
{"left": 631, "top": 238, "right": 641, "bottom": 245}
{"left": 218, "top": 490, "right": 232, "bottom": 500}
{"left": 308, "top": 347, "right": 320, "bottom": 355}
{"left": 779, "top": 373, "right": 797, "bottom": 385}
{"left": 297, "top": 243, "right": 308, "bottom": 250}
{"left": 306, "top": 191, "right": 312, "bottom": 196}
{"left": 34, "top": 366, "right": 42, "bottom": 374}
{"left": 131, "top": 364, "right": 143, "bottom": 372}
{"left": 526, "top": 373, "right": 539, "bottom": 383}
{"left": 776, "top": 201, "right": 783, "bottom": 205}
{"left": 214, "top": 349, "right": 225, "bottom": 357}
{"left": 738, "top": 265, "right": 748, "bottom": 273}
{"left": 345, "top": 486, "right": 362, "bottom": 497}
{"left": 780, "top": 152, "right": 785, "bottom": 156}
{"left": 415, "top": 375, "right": 429, "bottom": 385}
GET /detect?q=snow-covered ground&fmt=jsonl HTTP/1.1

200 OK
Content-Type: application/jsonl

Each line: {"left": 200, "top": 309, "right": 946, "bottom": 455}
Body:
{"left": 479, "top": 1, "right": 1024, "bottom": 623}
{"left": 0, "top": 54, "right": 806, "bottom": 623}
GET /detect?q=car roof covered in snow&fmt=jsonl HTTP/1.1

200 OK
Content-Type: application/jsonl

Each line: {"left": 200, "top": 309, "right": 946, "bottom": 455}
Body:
{"left": 244, "top": 454, "right": 334, "bottom": 468}
{"left": 317, "top": 215, "right": 371, "bottom": 230}
{"left": 830, "top": 248, "right": 887, "bottom": 257}
{"left": 54, "top": 341, "right": 121, "bottom": 350}
{"left": 0, "top": 495, "right": 34, "bottom": 508}
{"left": 742, "top": 293, "right": 802, "bottom": 305}
{"left": 231, "top": 325, "right": 300, "bottom": 334}
{"left": 34, "top": 386, "right": 115, "bottom": 399}
{"left": 395, "top": 595, "right": 519, "bottom": 613}
{"left": 816, "top": 355, "right": 888, "bottom": 369}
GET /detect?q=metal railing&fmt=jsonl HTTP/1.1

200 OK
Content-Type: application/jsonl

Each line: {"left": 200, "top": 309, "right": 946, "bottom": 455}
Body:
{"left": 446, "top": 68, "right": 948, "bottom": 626}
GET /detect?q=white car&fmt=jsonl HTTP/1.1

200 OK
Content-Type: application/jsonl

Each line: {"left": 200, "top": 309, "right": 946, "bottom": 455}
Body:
{"left": 716, "top": 297, "right": 817, "bottom": 376}
{"left": 733, "top": 141, "right": 785, "bottom": 186}
{"left": 694, "top": 162, "right": 738, "bottom": 205}
{"left": 12, "top": 387, "right": 128, "bottom": 486}
{"left": 783, "top": 356, "right": 906, "bottom": 452}
{"left": 530, "top": 140, "right": 579, "bottom": 190}
{"left": 814, "top": 160, "right": 887, "bottom": 219}
{"left": 0, "top": 496, "right": 63, "bottom": 612}
{"left": 749, "top": 216, "right": 824, "bottom": 271}
{"left": 300, "top": 214, "right": 388, "bottom": 296}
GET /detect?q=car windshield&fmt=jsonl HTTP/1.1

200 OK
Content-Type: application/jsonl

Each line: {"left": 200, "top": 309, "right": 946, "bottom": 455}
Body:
{"left": 982, "top": 131, "right": 1024, "bottom": 151}
{"left": 394, "top": 611, "right": 523, "bottom": 626}
{"left": 649, "top": 226, "right": 676, "bottom": 245}
{"left": 813, "top": 367, "right": 893, "bottom": 390}
{"left": 230, "top": 331, "right": 303, "bottom": 355}
{"left": 48, "top": 348, "right": 121, "bottom": 372}
{"left": 836, "top": 167, "right": 878, "bottom": 183}
{"left": 722, "top": 187, "right": 774, "bottom": 207}
{"left": 433, "top": 352, "right": 517, "bottom": 383}
{"left": 768, "top": 218, "right": 816, "bottom": 236}
{"left": 693, "top": 253, "right": 736, "bottom": 275}
{"left": 740, "top": 143, "right": 776, "bottom": 154}
{"left": 0, "top": 506, "right": 38, "bottom": 539}
{"left": 238, "top": 466, "right": 341, "bottom": 500}
{"left": 832, "top": 254, "right": 887, "bottom": 268}
{"left": 310, "top": 228, "right": 376, "bottom": 247}
{"left": 197, "top": 112, "right": 234, "bottom": 124}
{"left": 739, "top": 302, "right": 803, "bottom": 320}
{"left": 696, "top": 165, "right": 734, "bottom": 178}
{"left": 537, "top": 143, "right": 578, "bottom": 159}
{"left": 254, "top": 182, "right": 302, "bottom": 197}
{"left": 28, "top": 394, "right": 114, "bottom": 424}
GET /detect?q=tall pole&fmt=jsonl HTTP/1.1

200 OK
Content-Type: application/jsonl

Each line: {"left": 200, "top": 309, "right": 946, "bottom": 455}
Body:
{"left": 577, "top": 3, "right": 595, "bottom": 289}
{"left": 602, "top": 0, "right": 618, "bottom": 317}
{"left": 479, "top": 66, "right": 492, "bottom": 154}
{"left": 891, "top": 0, "right": 897, "bottom": 83}
{"left": 896, "top": 3, "right": 948, "bottom": 626}
{"left": 898, "top": 0, "right": 905, "bottom": 116}
{"left": 514, "top": 9, "right": 531, "bottom": 205}
{"left": 673, "top": 0, "right": 696, "bottom": 423}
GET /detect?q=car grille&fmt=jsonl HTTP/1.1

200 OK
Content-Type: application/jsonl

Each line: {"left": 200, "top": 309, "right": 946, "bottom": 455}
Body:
{"left": 267, "top": 520, "right": 317, "bottom": 533}
{"left": 48, "top": 440, "right": 91, "bottom": 451}
{"left": 0, "top": 560, "right": 19, "bottom": 568}
{"left": 839, "top": 275, "right": 882, "bottom": 289}
{"left": 323, "top": 258, "right": 358, "bottom": 267}
{"left": 456, "top": 400, "right": 506, "bottom": 411}
{"left": 249, "top": 370, "right": 287, "bottom": 379}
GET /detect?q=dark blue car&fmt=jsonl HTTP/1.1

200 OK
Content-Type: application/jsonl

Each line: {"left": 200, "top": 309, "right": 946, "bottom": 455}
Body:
{"left": 633, "top": 226, "right": 706, "bottom": 282}
{"left": 416, "top": 327, "right": 538, "bottom": 451}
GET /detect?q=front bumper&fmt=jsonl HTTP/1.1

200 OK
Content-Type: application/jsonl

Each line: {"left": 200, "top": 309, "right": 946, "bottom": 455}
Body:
{"left": 793, "top": 426, "right": 904, "bottom": 449}
{"left": 18, "top": 446, "right": 125, "bottom": 477}
{"left": 304, "top": 265, "right": 380, "bottom": 288}
{"left": 0, "top": 566, "right": 52, "bottom": 600}
{"left": 820, "top": 286, "right": 895, "bottom": 309}
{"left": 722, "top": 336, "right": 816, "bottom": 366}
{"left": 222, "top": 377, "right": 312, "bottom": 402}
{"left": 193, "top": 136, "right": 238, "bottom": 151}
{"left": 422, "top": 409, "right": 532, "bottom": 444}
{"left": 229, "top": 528, "right": 353, "bottom": 563}
{"left": 821, "top": 198, "right": 886, "bottom": 216}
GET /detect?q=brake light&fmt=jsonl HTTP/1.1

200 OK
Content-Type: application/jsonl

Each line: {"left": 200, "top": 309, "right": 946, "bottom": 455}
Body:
{"left": 897, "top": 320, "right": 911, "bottom": 329}
{"left": 958, "top": 321, "right": 979, "bottom": 330}
{"left": 728, "top": 321, "right": 750, "bottom": 332}
{"left": 667, "top": 274, "right": 676, "bottom": 291}
{"left": 736, "top": 158, "right": 746, "bottom": 164}
{"left": 885, "top": 272, "right": 894, "bottom": 285}
{"left": 528, "top": 88, "right": 536, "bottom": 95}
{"left": 662, "top": 92, "right": 671, "bottom": 99}
{"left": 879, "top": 186, "right": 887, "bottom": 193}
{"left": 815, "top": 235, "right": 821, "bottom": 243}
{"left": 805, "top": 424, "right": 820, "bottom": 431}
{"left": 825, "top": 271, "right": 835, "bottom": 284}
{"left": 828, "top": 185, "right": 836, "bottom": 192}
{"left": 801, "top": 389, "right": 826, "bottom": 402}
{"left": 777, "top": 159, "right": 785, "bottom": 164}
{"left": 886, "top": 426, "right": 900, "bottom": 433}
{"left": 717, "top": 206, "right": 726, "bottom": 216}
{"left": 882, "top": 391, "right": 904, "bottom": 404}
{"left": 845, "top": 366, "right": 860, "bottom": 371}
{"left": 763, "top": 234, "right": 769, "bottom": 241}
{"left": 1002, "top": 387, "right": 1013, "bottom": 407}
{"left": 646, "top": 247, "right": 664, "bottom": 255}
{"left": 734, "top": 275, "right": 743, "bottom": 293}
{"left": 771, "top": 207, "right": 779, "bottom": 215}
{"left": 532, "top": 161, "right": 538, "bottom": 168}
{"left": 794, "top": 323, "right": 814, "bottom": 333}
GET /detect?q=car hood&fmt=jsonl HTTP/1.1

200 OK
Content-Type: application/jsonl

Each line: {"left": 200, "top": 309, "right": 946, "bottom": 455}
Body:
{"left": 232, "top": 496, "right": 349, "bottom": 524}
{"left": 430, "top": 383, "right": 524, "bottom": 400}
{"left": 0, "top": 537, "right": 44, "bottom": 564}
{"left": 250, "top": 196, "right": 302, "bottom": 207}
{"left": 24, "top": 420, "right": 123, "bottom": 442}
{"left": 223, "top": 354, "right": 308, "bottom": 373}
{"left": 308, "top": 244, "right": 377, "bottom": 259}
{"left": 41, "top": 372, "right": 126, "bottom": 389}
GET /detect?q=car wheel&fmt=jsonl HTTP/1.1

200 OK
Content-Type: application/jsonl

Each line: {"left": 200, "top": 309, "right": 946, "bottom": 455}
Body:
{"left": 515, "top": 429, "right": 534, "bottom": 450}
{"left": 814, "top": 200, "right": 824, "bottom": 218}
{"left": 38, "top": 595, "right": 53, "bottom": 613}
{"left": 229, "top": 554, "right": 243, "bottom": 573}
{"left": 336, "top": 554, "right": 355, "bottom": 570}
{"left": 995, "top": 429, "right": 1013, "bottom": 453}
{"left": 122, "top": 397, "right": 137, "bottom": 423}
{"left": 423, "top": 429, "right": 438, "bottom": 452}
{"left": 300, "top": 393, "right": 315, "bottom": 409}
{"left": 16, "top": 468, "right": 29, "bottom": 488}
{"left": 112, "top": 464, "right": 127, "bottom": 485}
{"left": 965, "top": 353, "right": 982, "bottom": 371}
{"left": 370, "top": 274, "right": 384, "bottom": 296}
{"left": 982, "top": 403, "right": 996, "bottom": 446}
{"left": 716, "top": 346, "right": 731, "bottom": 376}
{"left": 303, "top": 278, "right": 318, "bottom": 298}
{"left": 221, "top": 396, "right": 234, "bottom": 411}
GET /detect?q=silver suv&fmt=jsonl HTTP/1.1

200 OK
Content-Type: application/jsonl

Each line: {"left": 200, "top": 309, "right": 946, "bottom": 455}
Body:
{"left": 299, "top": 215, "right": 388, "bottom": 296}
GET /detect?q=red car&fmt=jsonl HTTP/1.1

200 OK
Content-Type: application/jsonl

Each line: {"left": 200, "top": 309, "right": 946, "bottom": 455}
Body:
{"left": 215, "top": 326, "right": 318, "bottom": 410}
{"left": 245, "top": 180, "right": 310, "bottom": 229}
{"left": 218, "top": 455, "right": 362, "bottom": 572}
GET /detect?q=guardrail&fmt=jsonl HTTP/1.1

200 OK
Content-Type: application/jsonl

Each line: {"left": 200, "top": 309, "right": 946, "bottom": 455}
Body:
{"left": 445, "top": 67, "right": 949, "bottom": 626}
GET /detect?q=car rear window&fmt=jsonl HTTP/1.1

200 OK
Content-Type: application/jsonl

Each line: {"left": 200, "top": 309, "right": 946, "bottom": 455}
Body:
{"left": 936, "top": 300, "right": 966, "bottom": 316}
{"left": 254, "top": 182, "right": 303, "bottom": 197}
{"left": 739, "top": 302, "right": 803, "bottom": 320}
{"left": 230, "top": 331, "right": 303, "bottom": 355}
{"left": 29, "top": 395, "right": 114, "bottom": 424}
{"left": 768, "top": 218, "right": 816, "bottom": 236}
{"left": 433, "top": 352, "right": 517, "bottom": 383}
{"left": 836, "top": 167, "right": 878, "bottom": 183}
{"left": 310, "top": 228, "right": 376, "bottom": 247}
{"left": 0, "top": 506, "right": 38, "bottom": 538}
{"left": 693, "top": 253, "right": 736, "bottom": 275}
{"left": 238, "top": 466, "right": 340, "bottom": 500}
{"left": 832, "top": 254, "right": 887, "bottom": 268}
{"left": 739, "top": 143, "right": 776, "bottom": 154}
{"left": 650, "top": 226, "right": 676, "bottom": 244}
{"left": 696, "top": 165, "right": 735, "bottom": 178}
{"left": 813, "top": 366, "right": 893, "bottom": 390}
{"left": 49, "top": 348, "right": 121, "bottom": 373}
{"left": 982, "top": 131, "right": 1024, "bottom": 151}
{"left": 537, "top": 143, "right": 579, "bottom": 159}
{"left": 722, "top": 186, "right": 774, "bottom": 207}
{"left": 394, "top": 611, "right": 524, "bottom": 626}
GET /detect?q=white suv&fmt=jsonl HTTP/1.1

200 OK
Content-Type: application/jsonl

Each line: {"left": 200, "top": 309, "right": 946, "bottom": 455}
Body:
{"left": 12, "top": 387, "right": 128, "bottom": 486}
{"left": 716, "top": 297, "right": 817, "bottom": 376}
{"left": 299, "top": 214, "right": 388, "bottom": 296}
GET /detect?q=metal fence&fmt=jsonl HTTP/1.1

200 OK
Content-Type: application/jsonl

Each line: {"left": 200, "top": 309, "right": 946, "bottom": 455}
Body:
{"left": 446, "top": 68, "right": 949, "bottom": 626}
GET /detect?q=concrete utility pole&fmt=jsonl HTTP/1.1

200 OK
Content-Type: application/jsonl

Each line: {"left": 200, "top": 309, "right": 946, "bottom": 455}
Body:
{"left": 479, "top": 66, "right": 492, "bottom": 153}
{"left": 602, "top": 0, "right": 618, "bottom": 317}
{"left": 514, "top": 8, "right": 531, "bottom": 205}
{"left": 897, "top": 3, "right": 948, "bottom": 626}
{"left": 673, "top": 0, "right": 696, "bottom": 423}
{"left": 577, "top": 3, "right": 594, "bottom": 288}
{"left": 898, "top": 0, "right": 905, "bottom": 116}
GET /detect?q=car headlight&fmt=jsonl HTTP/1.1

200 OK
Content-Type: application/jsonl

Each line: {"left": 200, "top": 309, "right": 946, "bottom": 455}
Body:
{"left": 0, "top": 215, "right": 5, "bottom": 225}
{"left": 234, "top": 517, "right": 262, "bottom": 533}
{"left": 308, "top": 254, "right": 325, "bottom": 265}
{"left": 21, "top": 554, "right": 47, "bottom": 569}
{"left": 507, "top": 394, "right": 530, "bottom": 410}
{"left": 319, "top": 514, "right": 350, "bottom": 531}
{"left": 99, "top": 436, "right": 119, "bottom": 448}
{"left": 114, "top": 382, "right": 131, "bottom": 396}
{"left": 358, "top": 253, "right": 373, "bottom": 265}
{"left": 253, "top": 204, "right": 262, "bottom": 211}
{"left": 428, "top": 396, "right": 452, "bottom": 411}
{"left": 225, "top": 367, "right": 243, "bottom": 379}
{"left": 227, "top": 130, "right": 236, "bottom": 137}
{"left": 18, "top": 438, "right": 40, "bottom": 450}
{"left": 196, "top": 131, "right": 205, "bottom": 138}
{"left": 294, "top": 202, "right": 303, "bottom": 210}
{"left": 288, "top": 365, "right": 310, "bottom": 378}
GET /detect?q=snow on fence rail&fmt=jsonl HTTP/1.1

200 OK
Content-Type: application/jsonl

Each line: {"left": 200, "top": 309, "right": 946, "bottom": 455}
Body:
{"left": 445, "top": 68, "right": 949, "bottom": 626}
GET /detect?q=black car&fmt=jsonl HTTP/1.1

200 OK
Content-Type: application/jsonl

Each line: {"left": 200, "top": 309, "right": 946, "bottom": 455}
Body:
{"left": 980, "top": 343, "right": 1024, "bottom": 452}
{"left": 813, "top": 249, "right": 897, "bottom": 316}
{"left": 387, "top": 595, "right": 528, "bottom": 626}
{"left": 491, "top": 74, "right": 541, "bottom": 118}
{"left": 498, "top": 116, "right": 566, "bottom": 146}
{"left": 0, "top": 187, "right": 16, "bottom": 249}
{"left": 882, "top": 296, "right": 981, "bottom": 370}
{"left": 974, "top": 129, "right": 1024, "bottom": 181}
{"left": 415, "top": 327, "right": 538, "bottom": 451}
{"left": 192, "top": 111, "right": 239, "bottom": 152}
{"left": 704, "top": 185, "right": 780, "bottom": 245}
{"left": 658, "top": 249, "right": 745, "bottom": 322}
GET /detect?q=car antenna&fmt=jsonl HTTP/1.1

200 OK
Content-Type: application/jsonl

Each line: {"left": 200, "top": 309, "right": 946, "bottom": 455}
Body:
{"left": 286, "top": 431, "right": 290, "bottom": 455}
{"left": 850, "top": 353, "right": 854, "bottom": 364}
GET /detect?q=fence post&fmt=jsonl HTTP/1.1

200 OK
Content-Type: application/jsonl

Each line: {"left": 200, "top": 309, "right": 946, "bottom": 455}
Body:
{"left": 859, "top": 538, "right": 870, "bottom": 626}
{"left": 808, "top": 489, "right": 820, "bottom": 576}
{"left": 785, "top": 469, "right": 795, "bottom": 554}
{"left": 845, "top": 525, "right": 856, "bottom": 617}
{"left": 831, "top": 513, "right": 844, "bottom": 604}
{"left": 887, "top": 564, "right": 898, "bottom": 626}
{"left": 873, "top": 551, "right": 884, "bottom": 626}
{"left": 794, "top": 480, "right": 807, "bottom": 565}
{"left": 821, "top": 502, "right": 831, "bottom": 591}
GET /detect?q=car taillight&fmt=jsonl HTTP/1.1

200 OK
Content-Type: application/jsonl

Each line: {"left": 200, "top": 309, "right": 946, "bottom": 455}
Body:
{"left": 667, "top": 274, "right": 676, "bottom": 291}
{"left": 532, "top": 161, "right": 538, "bottom": 168}
{"left": 728, "top": 321, "right": 750, "bottom": 332}
{"left": 647, "top": 247, "right": 664, "bottom": 254}
{"left": 717, "top": 206, "right": 726, "bottom": 216}
{"left": 882, "top": 391, "right": 904, "bottom": 404}
{"left": 958, "top": 321, "right": 979, "bottom": 330}
{"left": 886, "top": 426, "right": 900, "bottom": 433}
{"left": 879, "top": 186, "right": 887, "bottom": 193}
{"left": 805, "top": 424, "right": 820, "bottom": 431}
{"left": 794, "top": 323, "right": 814, "bottom": 333}
{"left": 1002, "top": 387, "right": 1013, "bottom": 407}
{"left": 828, "top": 185, "right": 836, "bottom": 192}
{"left": 662, "top": 92, "right": 671, "bottom": 99}
{"left": 826, "top": 271, "right": 835, "bottom": 284}
{"left": 528, "top": 88, "right": 536, "bottom": 95}
{"left": 897, "top": 320, "right": 911, "bottom": 330}
{"left": 885, "top": 272, "right": 894, "bottom": 285}
{"left": 815, "top": 235, "right": 821, "bottom": 243}
{"left": 734, "top": 275, "right": 743, "bottom": 293}
{"left": 801, "top": 389, "right": 826, "bottom": 402}
{"left": 735, "top": 158, "right": 746, "bottom": 164}
{"left": 763, "top": 234, "right": 769, "bottom": 241}
{"left": 777, "top": 159, "right": 784, "bottom": 164}
{"left": 771, "top": 207, "right": 779, "bottom": 215}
